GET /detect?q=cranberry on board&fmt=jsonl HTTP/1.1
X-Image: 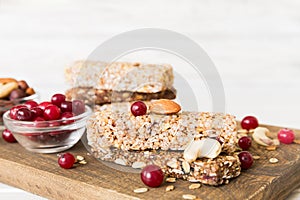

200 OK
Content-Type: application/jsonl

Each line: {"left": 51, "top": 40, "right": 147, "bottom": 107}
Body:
{"left": 131, "top": 101, "right": 147, "bottom": 116}
{"left": 72, "top": 100, "right": 85, "bottom": 115}
{"left": 2, "top": 129, "right": 17, "bottom": 143}
{"left": 60, "top": 101, "right": 72, "bottom": 113}
{"left": 43, "top": 105, "right": 61, "bottom": 120}
{"left": 141, "top": 164, "right": 164, "bottom": 187}
{"left": 9, "top": 105, "right": 27, "bottom": 120}
{"left": 58, "top": 153, "right": 75, "bottom": 169}
{"left": 16, "top": 107, "right": 33, "bottom": 121}
{"left": 24, "top": 100, "right": 38, "bottom": 109}
{"left": 51, "top": 94, "right": 66, "bottom": 107}
{"left": 238, "top": 136, "right": 252, "bottom": 150}
{"left": 238, "top": 151, "right": 253, "bottom": 170}
{"left": 241, "top": 116, "right": 259, "bottom": 130}
{"left": 278, "top": 128, "right": 295, "bottom": 144}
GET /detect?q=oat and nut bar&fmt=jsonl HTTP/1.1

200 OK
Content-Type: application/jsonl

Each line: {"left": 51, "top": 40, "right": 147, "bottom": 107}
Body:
{"left": 89, "top": 145, "right": 241, "bottom": 186}
{"left": 65, "top": 87, "right": 176, "bottom": 105}
{"left": 65, "top": 61, "right": 174, "bottom": 93}
{"left": 87, "top": 110, "right": 238, "bottom": 153}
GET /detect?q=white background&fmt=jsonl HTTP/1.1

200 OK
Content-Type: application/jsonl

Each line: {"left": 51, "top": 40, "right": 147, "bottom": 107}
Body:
{"left": 0, "top": 0, "right": 300, "bottom": 199}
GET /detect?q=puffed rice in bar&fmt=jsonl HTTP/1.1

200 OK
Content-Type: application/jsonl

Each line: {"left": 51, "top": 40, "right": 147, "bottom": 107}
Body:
{"left": 86, "top": 110, "right": 238, "bottom": 153}
{"left": 65, "top": 61, "right": 174, "bottom": 93}
{"left": 65, "top": 87, "right": 176, "bottom": 105}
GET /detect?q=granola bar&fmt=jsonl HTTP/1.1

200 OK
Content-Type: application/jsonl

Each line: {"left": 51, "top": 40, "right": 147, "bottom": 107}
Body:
{"left": 89, "top": 145, "right": 241, "bottom": 186}
{"left": 87, "top": 110, "right": 238, "bottom": 153}
{"left": 65, "top": 61, "right": 174, "bottom": 93}
{"left": 65, "top": 87, "right": 176, "bottom": 105}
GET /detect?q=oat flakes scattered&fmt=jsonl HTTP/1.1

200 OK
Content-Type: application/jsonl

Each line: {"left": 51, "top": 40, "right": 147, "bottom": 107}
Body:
{"left": 166, "top": 185, "right": 175, "bottom": 192}
{"left": 133, "top": 188, "right": 148, "bottom": 193}
{"left": 269, "top": 158, "right": 279, "bottom": 163}
{"left": 189, "top": 183, "right": 201, "bottom": 190}
{"left": 166, "top": 177, "right": 176, "bottom": 183}
{"left": 266, "top": 146, "right": 277, "bottom": 151}
{"left": 253, "top": 155, "right": 260, "bottom": 160}
{"left": 182, "top": 194, "right": 197, "bottom": 200}
{"left": 294, "top": 139, "right": 300, "bottom": 144}
{"left": 76, "top": 155, "right": 85, "bottom": 161}
{"left": 79, "top": 160, "right": 87, "bottom": 165}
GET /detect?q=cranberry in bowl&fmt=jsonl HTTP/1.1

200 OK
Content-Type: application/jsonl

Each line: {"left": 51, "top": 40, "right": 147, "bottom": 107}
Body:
{"left": 3, "top": 94, "right": 92, "bottom": 153}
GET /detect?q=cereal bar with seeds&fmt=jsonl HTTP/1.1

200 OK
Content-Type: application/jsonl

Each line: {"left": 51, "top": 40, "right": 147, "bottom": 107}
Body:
{"left": 89, "top": 146, "right": 241, "bottom": 186}
{"left": 87, "top": 109, "right": 238, "bottom": 153}
{"left": 65, "top": 87, "right": 176, "bottom": 105}
{"left": 65, "top": 61, "right": 174, "bottom": 93}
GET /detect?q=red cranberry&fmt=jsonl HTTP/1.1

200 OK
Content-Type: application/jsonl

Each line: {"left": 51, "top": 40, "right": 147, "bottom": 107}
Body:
{"left": 61, "top": 101, "right": 72, "bottom": 113}
{"left": 278, "top": 128, "right": 295, "bottom": 144}
{"left": 238, "top": 136, "right": 252, "bottom": 150}
{"left": 141, "top": 164, "right": 164, "bottom": 187}
{"left": 61, "top": 112, "right": 75, "bottom": 125}
{"left": 51, "top": 94, "right": 66, "bottom": 107}
{"left": 2, "top": 129, "right": 17, "bottom": 143}
{"left": 24, "top": 100, "right": 38, "bottom": 109}
{"left": 31, "top": 107, "right": 44, "bottom": 118}
{"left": 16, "top": 107, "right": 33, "bottom": 121}
{"left": 9, "top": 105, "right": 27, "bottom": 120}
{"left": 238, "top": 151, "right": 253, "bottom": 170}
{"left": 39, "top": 101, "right": 53, "bottom": 110}
{"left": 43, "top": 105, "right": 61, "bottom": 120}
{"left": 72, "top": 100, "right": 85, "bottom": 115}
{"left": 241, "top": 116, "right": 259, "bottom": 130}
{"left": 131, "top": 101, "right": 147, "bottom": 116}
{"left": 58, "top": 153, "right": 75, "bottom": 169}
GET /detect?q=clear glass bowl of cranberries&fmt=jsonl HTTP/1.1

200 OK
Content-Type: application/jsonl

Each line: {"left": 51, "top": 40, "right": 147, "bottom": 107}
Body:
{"left": 2, "top": 94, "right": 92, "bottom": 153}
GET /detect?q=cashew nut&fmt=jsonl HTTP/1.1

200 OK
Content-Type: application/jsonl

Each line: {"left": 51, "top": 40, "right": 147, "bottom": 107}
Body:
{"left": 252, "top": 127, "right": 279, "bottom": 146}
{"left": 183, "top": 138, "right": 221, "bottom": 163}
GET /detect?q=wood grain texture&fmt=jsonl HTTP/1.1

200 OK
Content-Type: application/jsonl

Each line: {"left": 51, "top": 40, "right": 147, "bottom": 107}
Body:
{"left": 0, "top": 124, "right": 300, "bottom": 200}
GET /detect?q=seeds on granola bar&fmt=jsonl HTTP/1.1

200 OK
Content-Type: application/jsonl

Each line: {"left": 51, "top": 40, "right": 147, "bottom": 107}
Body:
{"left": 189, "top": 183, "right": 201, "bottom": 190}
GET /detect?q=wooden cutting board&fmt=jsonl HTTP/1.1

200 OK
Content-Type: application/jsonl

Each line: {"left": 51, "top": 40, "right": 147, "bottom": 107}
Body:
{"left": 0, "top": 124, "right": 300, "bottom": 200}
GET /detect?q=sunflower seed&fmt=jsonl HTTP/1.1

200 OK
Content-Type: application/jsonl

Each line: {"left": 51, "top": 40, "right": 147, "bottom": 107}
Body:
{"left": 166, "top": 185, "right": 174, "bottom": 192}
{"left": 79, "top": 160, "right": 87, "bottom": 165}
{"left": 266, "top": 145, "right": 277, "bottom": 151}
{"left": 133, "top": 188, "right": 148, "bottom": 193}
{"left": 189, "top": 183, "right": 201, "bottom": 190}
{"left": 76, "top": 155, "right": 85, "bottom": 161}
{"left": 269, "top": 158, "right": 279, "bottom": 163}
{"left": 166, "top": 177, "right": 176, "bottom": 183}
{"left": 182, "top": 194, "right": 197, "bottom": 199}
{"left": 253, "top": 155, "right": 260, "bottom": 160}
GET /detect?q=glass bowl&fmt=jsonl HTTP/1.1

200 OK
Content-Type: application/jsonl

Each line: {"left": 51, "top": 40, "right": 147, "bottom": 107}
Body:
{"left": 3, "top": 105, "right": 92, "bottom": 153}
{"left": 0, "top": 93, "right": 39, "bottom": 126}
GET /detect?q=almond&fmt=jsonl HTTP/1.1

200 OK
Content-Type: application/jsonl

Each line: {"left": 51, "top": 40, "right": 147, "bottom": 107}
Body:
{"left": 0, "top": 81, "right": 18, "bottom": 98}
{"left": 0, "top": 78, "right": 17, "bottom": 84}
{"left": 150, "top": 99, "right": 181, "bottom": 115}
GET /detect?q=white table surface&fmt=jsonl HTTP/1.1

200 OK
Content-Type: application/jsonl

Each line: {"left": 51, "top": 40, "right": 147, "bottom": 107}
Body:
{"left": 1, "top": 0, "right": 300, "bottom": 199}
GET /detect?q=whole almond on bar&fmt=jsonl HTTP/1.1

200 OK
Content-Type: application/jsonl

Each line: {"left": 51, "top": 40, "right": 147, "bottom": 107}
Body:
{"left": 150, "top": 99, "right": 181, "bottom": 115}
